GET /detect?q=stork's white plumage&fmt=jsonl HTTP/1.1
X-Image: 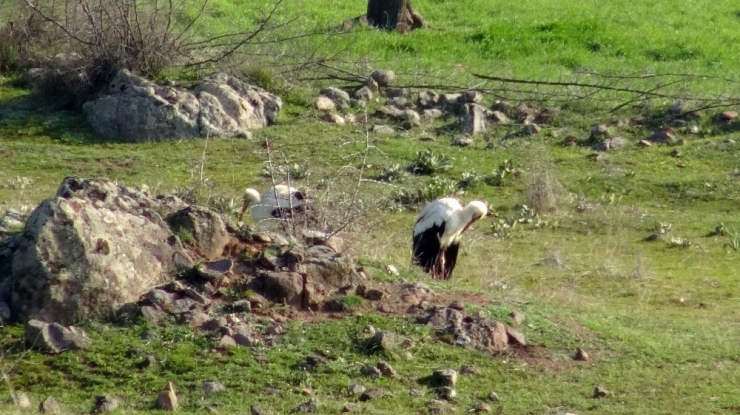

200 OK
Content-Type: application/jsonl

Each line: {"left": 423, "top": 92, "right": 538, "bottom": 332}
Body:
{"left": 239, "top": 185, "right": 307, "bottom": 223}
{"left": 411, "top": 197, "right": 489, "bottom": 280}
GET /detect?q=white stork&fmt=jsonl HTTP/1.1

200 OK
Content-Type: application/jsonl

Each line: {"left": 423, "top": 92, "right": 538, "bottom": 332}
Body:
{"left": 239, "top": 185, "right": 308, "bottom": 224}
{"left": 412, "top": 197, "right": 489, "bottom": 280}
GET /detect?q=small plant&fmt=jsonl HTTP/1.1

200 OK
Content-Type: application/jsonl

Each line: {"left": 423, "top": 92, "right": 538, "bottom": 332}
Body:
{"left": 667, "top": 236, "right": 692, "bottom": 248}
{"left": 391, "top": 177, "right": 459, "bottom": 208}
{"left": 172, "top": 226, "right": 195, "bottom": 245}
{"left": 724, "top": 235, "right": 740, "bottom": 252}
{"left": 172, "top": 186, "right": 199, "bottom": 204}
{"left": 491, "top": 204, "right": 547, "bottom": 239}
{"left": 336, "top": 295, "right": 364, "bottom": 310}
{"left": 485, "top": 159, "right": 521, "bottom": 186}
{"left": 407, "top": 149, "right": 454, "bottom": 175}
{"left": 645, "top": 222, "right": 672, "bottom": 241}
{"left": 208, "top": 195, "right": 240, "bottom": 215}
{"left": 457, "top": 170, "right": 483, "bottom": 190}
{"left": 707, "top": 223, "right": 728, "bottom": 237}
{"left": 377, "top": 164, "right": 408, "bottom": 183}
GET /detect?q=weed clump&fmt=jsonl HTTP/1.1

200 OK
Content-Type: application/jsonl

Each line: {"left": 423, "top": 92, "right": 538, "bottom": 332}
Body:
{"left": 407, "top": 150, "right": 454, "bottom": 175}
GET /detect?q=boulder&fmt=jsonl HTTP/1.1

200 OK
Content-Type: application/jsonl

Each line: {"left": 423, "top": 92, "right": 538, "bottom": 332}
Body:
{"left": 10, "top": 177, "right": 194, "bottom": 324}
{"left": 83, "top": 70, "right": 282, "bottom": 142}
{"left": 166, "top": 206, "right": 230, "bottom": 260}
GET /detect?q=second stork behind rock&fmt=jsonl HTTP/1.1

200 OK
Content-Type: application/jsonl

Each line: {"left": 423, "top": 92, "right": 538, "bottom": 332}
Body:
{"left": 239, "top": 185, "right": 307, "bottom": 224}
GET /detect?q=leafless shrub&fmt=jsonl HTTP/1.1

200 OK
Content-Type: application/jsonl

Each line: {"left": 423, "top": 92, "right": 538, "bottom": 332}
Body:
{"left": 2, "top": 0, "right": 292, "bottom": 106}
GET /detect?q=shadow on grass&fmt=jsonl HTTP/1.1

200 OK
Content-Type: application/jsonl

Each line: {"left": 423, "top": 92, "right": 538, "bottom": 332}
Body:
{"left": 0, "top": 81, "right": 101, "bottom": 145}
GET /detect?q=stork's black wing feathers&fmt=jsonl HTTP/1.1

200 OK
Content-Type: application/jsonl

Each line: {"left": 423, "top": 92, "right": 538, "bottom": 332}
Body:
{"left": 442, "top": 242, "right": 460, "bottom": 280}
{"left": 412, "top": 222, "right": 445, "bottom": 273}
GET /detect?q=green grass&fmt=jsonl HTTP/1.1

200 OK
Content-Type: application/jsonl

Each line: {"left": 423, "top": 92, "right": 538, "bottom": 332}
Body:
{"left": 2, "top": 0, "right": 740, "bottom": 413}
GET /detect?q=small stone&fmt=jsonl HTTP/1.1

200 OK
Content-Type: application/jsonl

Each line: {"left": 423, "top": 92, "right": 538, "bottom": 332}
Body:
{"left": 462, "top": 90, "right": 483, "bottom": 103}
{"left": 647, "top": 127, "right": 677, "bottom": 144}
{"left": 12, "top": 391, "right": 31, "bottom": 408}
{"left": 365, "top": 78, "right": 379, "bottom": 92}
{"left": 188, "top": 311, "right": 211, "bottom": 329}
{"left": 488, "top": 391, "right": 500, "bottom": 402}
{"left": 593, "top": 386, "right": 611, "bottom": 398}
{"left": 386, "top": 87, "right": 409, "bottom": 99}
{"left": 203, "top": 381, "right": 226, "bottom": 395}
{"left": 359, "top": 388, "right": 385, "bottom": 401}
{"left": 461, "top": 103, "right": 487, "bottom": 135}
{"left": 372, "top": 124, "right": 395, "bottom": 135}
{"left": 459, "top": 364, "right": 479, "bottom": 375}
{"left": 491, "top": 100, "right": 511, "bottom": 112}
{"left": 341, "top": 403, "right": 357, "bottom": 412}
{"left": 422, "top": 108, "right": 443, "bottom": 119}
{"left": 251, "top": 405, "right": 269, "bottom": 415}
{"left": 218, "top": 335, "right": 237, "bottom": 348}
{"left": 719, "top": 110, "right": 738, "bottom": 121}
{"left": 370, "top": 70, "right": 395, "bottom": 87}
{"left": 489, "top": 111, "right": 511, "bottom": 124}
{"left": 377, "top": 361, "right": 397, "bottom": 377}
{"left": 91, "top": 395, "right": 120, "bottom": 413}
{"left": 438, "top": 387, "right": 457, "bottom": 401}
{"left": 322, "top": 112, "right": 345, "bottom": 125}
{"left": 354, "top": 86, "right": 372, "bottom": 101}
{"left": 201, "top": 316, "right": 227, "bottom": 332}
{"left": 472, "top": 402, "right": 491, "bottom": 413}
{"left": 156, "top": 382, "right": 178, "bottom": 411}
{"left": 448, "top": 301, "right": 464, "bottom": 311}
{"left": 385, "top": 264, "right": 399, "bottom": 275}
{"left": 39, "top": 396, "right": 60, "bottom": 414}
{"left": 291, "top": 398, "right": 319, "bottom": 413}
{"left": 523, "top": 123, "right": 541, "bottom": 135}
{"left": 668, "top": 100, "right": 684, "bottom": 115}
{"left": 575, "top": 347, "right": 590, "bottom": 361}
{"left": 452, "top": 135, "right": 474, "bottom": 147}
{"left": 509, "top": 311, "right": 525, "bottom": 325}
{"left": 364, "top": 289, "right": 384, "bottom": 301}
{"left": 506, "top": 327, "right": 527, "bottom": 346}
{"left": 403, "top": 109, "right": 421, "bottom": 128}
{"left": 638, "top": 139, "right": 652, "bottom": 147}
{"left": 432, "top": 369, "right": 458, "bottom": 387}
{"left": 231, "top": 299, "right": 252, "bottom": 313}
{"left": 409, "top": 388, "right": 426, "bottom": 397}
{"left": 417, "top": 90, "right": 439, "bottom": 108}
{"left": 590, "top": 124, "right": 610, "bottom": 139}
{"left": 320, "top": 87, "right": 350, "bottom": 104}
{"left": 348, "top": 383, "right": 366, "bottom": 396}
{"left": 314, "top": 96, "right": 335, "bottom": 112}
{"left": 360, "top": 365, "right": 381, "bottom": 378}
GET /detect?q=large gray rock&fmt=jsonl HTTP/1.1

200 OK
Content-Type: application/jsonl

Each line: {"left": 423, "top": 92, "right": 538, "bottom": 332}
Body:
{"left": 82, "top": 70, "right": 282, "bottom": 142}
{"left": 193, "top": 72, "right": 282, "bottom": 137}
{"left": 166, "top": 206, "right": 230, "bottom": 260}
{"left": 9, "top": 177, "right": 195, "bottom": 324}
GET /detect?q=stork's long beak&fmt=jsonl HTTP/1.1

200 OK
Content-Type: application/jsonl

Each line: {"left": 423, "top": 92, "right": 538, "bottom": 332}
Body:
{"left": 238, "top": 200, "right": 250, "bottom": 222}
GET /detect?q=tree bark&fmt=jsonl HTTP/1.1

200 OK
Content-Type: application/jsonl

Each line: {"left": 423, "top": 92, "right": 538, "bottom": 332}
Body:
{"left": 366, "top": 0, "right": 425, "bottom": 33}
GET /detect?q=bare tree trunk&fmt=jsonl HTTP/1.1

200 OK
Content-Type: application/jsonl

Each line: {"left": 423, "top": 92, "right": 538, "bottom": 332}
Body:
{"left": 366, "top": 0, "right": 424, "bottom": 33}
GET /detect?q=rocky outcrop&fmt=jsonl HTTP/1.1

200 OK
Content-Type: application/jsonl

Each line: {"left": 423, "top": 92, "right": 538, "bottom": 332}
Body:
{"left": 82, "top": 70, "right": 283, "bottom": 142}
{"left": 9, "top": 177, "right": 196, "bottom": 324}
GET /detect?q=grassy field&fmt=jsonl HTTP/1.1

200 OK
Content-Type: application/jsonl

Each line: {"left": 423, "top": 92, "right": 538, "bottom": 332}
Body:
{"left": 2, "top": 0, "right": 740, "bottom": 413}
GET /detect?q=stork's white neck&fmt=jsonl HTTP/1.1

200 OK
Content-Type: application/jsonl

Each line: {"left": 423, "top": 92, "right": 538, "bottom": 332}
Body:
{"left": 244, "top": 188, "right": 261, "bottom": 204}
{"left": 459, "top": 201, "right": 488, "bottom": 228}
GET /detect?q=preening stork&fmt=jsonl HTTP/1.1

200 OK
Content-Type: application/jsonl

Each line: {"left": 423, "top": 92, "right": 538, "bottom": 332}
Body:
{"left": 239, "top": 185, "right": 307, "bottom": 224}
{"left": 412, "top": 197, "right": 489, "bottom": 280}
